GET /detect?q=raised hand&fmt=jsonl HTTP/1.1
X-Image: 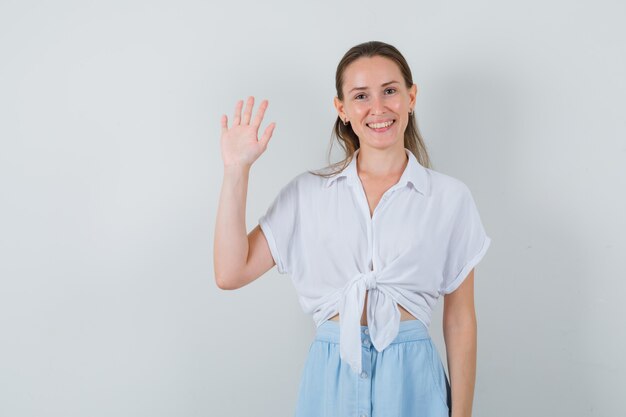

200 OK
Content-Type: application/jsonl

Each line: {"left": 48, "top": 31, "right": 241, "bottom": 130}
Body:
{"left": 220, "top": 96, "right": 276, "bottom": 168}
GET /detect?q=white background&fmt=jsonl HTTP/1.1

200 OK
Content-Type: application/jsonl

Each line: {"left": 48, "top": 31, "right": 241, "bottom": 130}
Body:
{"left": 1, "top": 0, "right": 624, "bottom": 416}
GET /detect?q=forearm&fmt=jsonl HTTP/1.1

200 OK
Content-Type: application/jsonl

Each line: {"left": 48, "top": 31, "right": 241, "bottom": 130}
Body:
{"left": 213, "top": 163, "right": 251, "bottom": 289}
{"left": 443, "top": 318, "right": 477, "bottom": 417}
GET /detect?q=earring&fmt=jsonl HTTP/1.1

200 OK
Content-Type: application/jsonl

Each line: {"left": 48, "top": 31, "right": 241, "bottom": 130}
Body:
{"left": 343, "top": 118, "right": 349, "bottom": 126}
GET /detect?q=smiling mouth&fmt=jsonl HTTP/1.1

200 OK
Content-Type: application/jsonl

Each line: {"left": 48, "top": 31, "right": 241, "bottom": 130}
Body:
{"left": 367, "top": 119, "right": 395, "bottom": 130}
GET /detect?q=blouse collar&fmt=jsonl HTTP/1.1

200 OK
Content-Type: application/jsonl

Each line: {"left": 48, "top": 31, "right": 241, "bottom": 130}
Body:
{"left": 325, "top": 147, "right": 429, "bottom": 196}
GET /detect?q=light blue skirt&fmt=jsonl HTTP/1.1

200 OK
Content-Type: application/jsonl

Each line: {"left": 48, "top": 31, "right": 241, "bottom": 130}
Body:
{"left": 294, "top": 319, "right": 451, "bottom": 417}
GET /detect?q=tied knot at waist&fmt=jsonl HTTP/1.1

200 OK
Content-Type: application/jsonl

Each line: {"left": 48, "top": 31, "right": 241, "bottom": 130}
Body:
{"left": 362, "top": 270, "right": 378, "bottom": 290}
{"left": 337, "top": 268, "right": 401, "bottom": 375}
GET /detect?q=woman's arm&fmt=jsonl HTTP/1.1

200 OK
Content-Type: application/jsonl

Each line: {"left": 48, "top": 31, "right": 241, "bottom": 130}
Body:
{"left": 213, "top": 97, "right": 276, "bottom": 289}
{"left": 443, "top": 268, "right": 477, "bottom": 417}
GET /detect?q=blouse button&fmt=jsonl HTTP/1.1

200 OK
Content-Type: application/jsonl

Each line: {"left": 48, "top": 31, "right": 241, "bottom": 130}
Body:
{"left": 363, "top": 328, "right": 369, "bottom": 335}
{"left": 360, "top": 371, "right": 368, "bottom": 379}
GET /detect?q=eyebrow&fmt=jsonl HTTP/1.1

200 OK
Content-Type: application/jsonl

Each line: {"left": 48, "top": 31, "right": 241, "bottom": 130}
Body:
{"left": 348, "top": 80, "right": 400, "bottom": 94}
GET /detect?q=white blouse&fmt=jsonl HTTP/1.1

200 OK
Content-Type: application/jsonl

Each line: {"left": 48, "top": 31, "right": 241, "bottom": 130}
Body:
{"left": 258, "top": 147, "right": 491, "bottom": 375}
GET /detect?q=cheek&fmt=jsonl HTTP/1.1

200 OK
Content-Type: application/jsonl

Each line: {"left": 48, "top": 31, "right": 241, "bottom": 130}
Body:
{"left": 350, "top": 105, "right": 367, "bottom": 117}
{"left": 390, "top": 99, "right": 407, "bottom": 112}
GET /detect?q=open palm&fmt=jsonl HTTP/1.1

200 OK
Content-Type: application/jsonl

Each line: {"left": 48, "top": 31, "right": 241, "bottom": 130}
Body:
{"left": 220, "top": 96, "right": 276, "bottom": 167}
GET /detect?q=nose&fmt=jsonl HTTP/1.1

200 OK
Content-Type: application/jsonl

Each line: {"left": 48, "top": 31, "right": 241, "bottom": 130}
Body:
{"left": 370, "top": 94, "right": 385, "bottom": 115}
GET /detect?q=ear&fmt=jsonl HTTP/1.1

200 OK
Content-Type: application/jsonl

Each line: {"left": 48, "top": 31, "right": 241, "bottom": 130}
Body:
{"left": 409, "top": 84, "right": 418, "bottom": 109}
{"left": 333, "top": 96, "right": 346, "bottom": 121}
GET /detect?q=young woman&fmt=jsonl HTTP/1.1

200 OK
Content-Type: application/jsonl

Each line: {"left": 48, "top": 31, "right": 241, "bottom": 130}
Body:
{"left": 214, "top": 41, "right": 491, "bottom": 417}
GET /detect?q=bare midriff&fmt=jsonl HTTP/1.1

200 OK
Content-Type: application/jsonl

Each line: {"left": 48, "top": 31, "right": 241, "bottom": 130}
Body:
{"left": 328, "top": 290, "right": 418, "bottom": 325}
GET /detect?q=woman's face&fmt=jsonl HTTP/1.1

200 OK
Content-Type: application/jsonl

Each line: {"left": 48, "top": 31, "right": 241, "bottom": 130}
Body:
{"left": 334, "top": 55, "right": 417, "bottom": 150}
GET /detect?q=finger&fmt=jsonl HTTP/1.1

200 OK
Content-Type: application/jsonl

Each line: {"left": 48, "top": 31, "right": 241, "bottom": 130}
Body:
{"left": 221, "top": 114, "right": 228, "bottom": 135}
{"left": 259, "top": 122, "right": 276, "bottom": 148}
{"left": 233, "top": 99, "right": 243, "bottom": 126}
{"left": 242, "top": 96, "right": 254, "bottom": 125}
{"left": 251, "top": 99, "right": 268, "bottom": 128}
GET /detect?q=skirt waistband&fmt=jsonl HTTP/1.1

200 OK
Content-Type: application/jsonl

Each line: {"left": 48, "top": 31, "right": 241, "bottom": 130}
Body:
{"left": 314, "top": 319, "right": 430, "bottom": 344}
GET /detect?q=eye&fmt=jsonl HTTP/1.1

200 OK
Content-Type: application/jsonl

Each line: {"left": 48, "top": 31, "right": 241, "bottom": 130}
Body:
{"left": 355, "top": 93, "right": 366, "bottom": 100}
{"left": 384, "top": 88, "right": 397, "bottom": 95}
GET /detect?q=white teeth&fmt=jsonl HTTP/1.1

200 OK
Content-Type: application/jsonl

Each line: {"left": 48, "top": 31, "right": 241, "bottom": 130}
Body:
{"left": 368, "top": 120, "right": 394, "bottom": 129}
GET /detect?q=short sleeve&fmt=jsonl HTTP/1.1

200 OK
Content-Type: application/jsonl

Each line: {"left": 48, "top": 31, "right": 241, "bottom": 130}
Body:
{"left": 440, "top": 184, "right": 492, "bottom": 295}
{"left": 258, "top": 178, "right": 299, "bottom": 275}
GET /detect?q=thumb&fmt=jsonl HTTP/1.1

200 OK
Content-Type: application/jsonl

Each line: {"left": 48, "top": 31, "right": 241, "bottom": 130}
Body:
{"left": 220, "top": 114, "right": 228, "bottom": 136}
{"left": 259, "top": 122, "right": 276, "bottom": 148}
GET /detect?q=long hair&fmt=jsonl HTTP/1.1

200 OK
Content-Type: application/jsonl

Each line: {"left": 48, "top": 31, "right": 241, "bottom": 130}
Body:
{"left": 309, "top": 40, "right": 432, "bottom": 178}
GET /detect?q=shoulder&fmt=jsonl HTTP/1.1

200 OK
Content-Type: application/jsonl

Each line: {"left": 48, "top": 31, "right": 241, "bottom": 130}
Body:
{"left": 425, "top": 167, "right": 473, "bottom": 204}
{"left": 275, "top": 169, "right": 328, "bottom": 199}
{"left": 426, "top": 169, "right": 486, "bottom": 233}
{"left": 290, "top": 168, "right": 332, "bottom": 189}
